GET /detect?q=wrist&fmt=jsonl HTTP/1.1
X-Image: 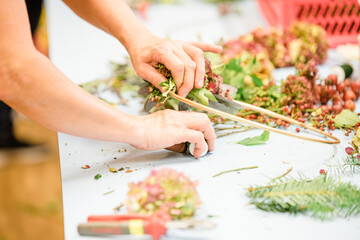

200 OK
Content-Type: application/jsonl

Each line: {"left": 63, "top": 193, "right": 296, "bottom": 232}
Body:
{"left": 121, "top": 30, "right": 156, "bottom": 54}
{"left": 120, "top": 114, "right": 145, "bottom": 147}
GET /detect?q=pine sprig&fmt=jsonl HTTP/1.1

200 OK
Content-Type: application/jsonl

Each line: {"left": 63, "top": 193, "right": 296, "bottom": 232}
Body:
{"left": 247, "top": 176, "right": 360, "bottom": 220}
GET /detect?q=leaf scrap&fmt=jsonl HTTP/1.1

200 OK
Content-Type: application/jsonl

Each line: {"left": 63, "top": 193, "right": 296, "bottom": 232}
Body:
{"left": 334, "top": 110, "right": 360, "bottom": 128}
{"left": 232, "top": 130, "right": 270, "bottom": 146}
{"left": 81, "top": 165, "right": 90, "bottom": 169}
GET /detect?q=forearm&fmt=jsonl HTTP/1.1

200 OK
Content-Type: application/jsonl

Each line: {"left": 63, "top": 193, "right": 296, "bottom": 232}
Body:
{"left": 1, "top": 49, "right": 141, "bottom": 144}
{"left": 62, "top": 0, "right": 151, "bottom": 51}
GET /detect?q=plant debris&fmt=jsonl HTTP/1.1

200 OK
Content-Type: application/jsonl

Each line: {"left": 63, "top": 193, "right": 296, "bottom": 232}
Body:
{"left": 104, "top": 189, "right": 115, "bottom": 196}
{"left": 113, "top": 203, "right": 124, "bottom": 212}
{"left": 212, "top": 166, "right": 258, "bottom": 177}
{"left": 118, "top": 167, "right": 125, "bottom": 171}
{"left": 81, "top": 165, "right": 90, "bottom": 169}
{"left": 107, "top": 165, "right": 118, "bottom": 173}
{"left": 125, "top": 170, "right": 133, "bottom": 173}
{"left": 232, "top": 130, "right": 269, "bottom": 146}
{"left": 94, "top": 174, "right": 102, "bottom": 180}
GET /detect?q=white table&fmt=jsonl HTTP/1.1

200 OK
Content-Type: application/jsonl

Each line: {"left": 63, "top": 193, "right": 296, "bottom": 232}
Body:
{"left": 45, "top": 1, "right": 360, "bottom": 239}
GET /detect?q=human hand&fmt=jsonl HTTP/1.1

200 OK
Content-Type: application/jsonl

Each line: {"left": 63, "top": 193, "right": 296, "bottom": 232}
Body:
{"left": 127, "top": 34, "right": 222, "bottom": 97}
{"left": 132, "top": 109, "right": 216, "bottom": 159}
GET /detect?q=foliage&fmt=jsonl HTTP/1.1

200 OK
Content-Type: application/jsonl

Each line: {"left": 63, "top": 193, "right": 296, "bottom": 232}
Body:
{"left": 334, "top": 110, "right": 360, "bottom": 129}
{"left": 144, "top": 61, "right": 221, "bottom": 111}
{"left": 247, "top": 176, "right": 360, "bottom": 220}
{"left": 80, "top": 61, "right": 142, "bottom": 105}
{"left": 126, "top": 168, "right": 201, "bottom": 220}
{"left": 232, "top": 130, "right": 269, "bottom": 146}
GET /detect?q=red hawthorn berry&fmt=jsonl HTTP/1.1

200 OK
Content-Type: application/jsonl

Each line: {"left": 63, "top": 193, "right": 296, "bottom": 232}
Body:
{"left": 296, "top": 128, "right": 300, "bottom": 132}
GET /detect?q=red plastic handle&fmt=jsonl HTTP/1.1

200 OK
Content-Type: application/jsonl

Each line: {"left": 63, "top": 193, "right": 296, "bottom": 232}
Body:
{"left": 88, "top": 214, "right": 150, "bottom": 222}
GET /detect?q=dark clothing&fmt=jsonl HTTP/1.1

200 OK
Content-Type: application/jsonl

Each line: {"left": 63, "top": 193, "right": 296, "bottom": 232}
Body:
{"left": 25, "top": 0, "right": 43, "bottom": 34}
{"left": 0, "top": 0, "right": 43, "bottom": 146}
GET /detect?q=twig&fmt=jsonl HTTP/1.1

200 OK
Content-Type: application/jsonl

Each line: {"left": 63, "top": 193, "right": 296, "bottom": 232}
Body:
{"left": 271, "top": 167, "right": 293, "bottom": 182}
{"left": 103, "top": 189, "right": 115, "bottom": 196}
{"left": 216, "top": 128, "right": 254, "bottom": 138}
{"left": 212, "top": 166, "right": 258, "bottom": 178}
{"left": 215, "top": 126, "right": 246, "bottom": 131}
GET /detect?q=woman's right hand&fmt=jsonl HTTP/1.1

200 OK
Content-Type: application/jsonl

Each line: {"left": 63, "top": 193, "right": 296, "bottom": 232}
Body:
{"left": 131, "top": 110, "right": 216, "bottom": 159}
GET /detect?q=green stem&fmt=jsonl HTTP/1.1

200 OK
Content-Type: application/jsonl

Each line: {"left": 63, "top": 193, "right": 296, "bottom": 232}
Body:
{"left": 212, "top": 166, "right": 258, "bottom": 178}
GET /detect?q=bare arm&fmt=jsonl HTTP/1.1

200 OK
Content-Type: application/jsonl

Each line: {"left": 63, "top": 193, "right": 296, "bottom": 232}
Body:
{"left": 0, "top": 0, "right": 215, "bottom": 158}
{"left": 0, "top": 0, "right": 139, "bottom": 143}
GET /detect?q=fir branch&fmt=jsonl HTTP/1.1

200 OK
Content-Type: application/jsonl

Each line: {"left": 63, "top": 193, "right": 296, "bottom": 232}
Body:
{"left": 247, "top": 176, "right": 360, "bottom": 220}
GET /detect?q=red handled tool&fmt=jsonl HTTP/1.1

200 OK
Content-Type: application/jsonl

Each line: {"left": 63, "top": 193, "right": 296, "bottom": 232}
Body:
{"left": 78, "top": 213, "right": 215, "bottom": 240}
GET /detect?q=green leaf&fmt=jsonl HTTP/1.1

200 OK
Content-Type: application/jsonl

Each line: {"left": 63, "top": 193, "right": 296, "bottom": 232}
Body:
{"left": 187, "top": 88, "right": 217, "bottom": 106}
{"left": 226, "top": 58, "right": 243, "bottom": 72}
{"left": 233, "top": 130, "right": 270, "bottom": 146}
{"left": 334, "top": 110, "right": 360, "bottom": 128}
{"left": 94, "top": 174, "right": 102, "bottom": 180}
{"left": 250, "top": 74, "right": 263, "bottom": 87}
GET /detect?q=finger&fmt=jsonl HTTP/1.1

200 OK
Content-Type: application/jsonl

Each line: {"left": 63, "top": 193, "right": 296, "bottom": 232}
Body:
{"left": 180, "top": 112, "right": 216, "bottom": 152}
{"left": 173, "top": 50, "right": 196, "bottom": 97}
{"left": 183, "top": 44, "right": 205, "bottom": 89}
{"left": 156, "top": 51, "right": 184, "bottom": 90}
{"left": 165, "top": 143, "right": 187, "bottom": 153}
{"left": 189, "top": 41, "right": 223, "bottom": 53}
{"left": 141, "top": 64, "right": 169, "bottom": 93}
{"left": 178, "top": 129, "right": 207, "bottom": 159}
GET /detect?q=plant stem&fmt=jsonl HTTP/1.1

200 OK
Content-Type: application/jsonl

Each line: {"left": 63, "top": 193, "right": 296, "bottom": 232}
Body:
{"left": 216, "top": 128, "right": 254, "bottom": 138}
{"left": 212, "top": 166, "right": 258, "bottom": 178}
{"left": 271, "top": 167, "right": 293, "bottom": 182}
{"left": 103, "top": 189, "right": 115, "bottom": 196}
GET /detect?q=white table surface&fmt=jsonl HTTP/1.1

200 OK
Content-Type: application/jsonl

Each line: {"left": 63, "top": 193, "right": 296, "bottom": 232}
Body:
{"left": 45, "top": 0, "right": 360, "bottom": 239}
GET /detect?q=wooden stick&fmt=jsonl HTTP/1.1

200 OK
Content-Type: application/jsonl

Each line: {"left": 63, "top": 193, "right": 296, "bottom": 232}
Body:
{"left": 169, "top": 92, "right": 340, "bottom": 144}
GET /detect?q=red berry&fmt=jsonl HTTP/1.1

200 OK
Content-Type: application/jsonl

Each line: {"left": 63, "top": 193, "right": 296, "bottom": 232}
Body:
{"left": 345, "top": 147, "right": 355, "bottom": 155}
{"left": 344, "top": 89, "right": 356, "bottom": 101}
{"left": 296, "top": 128, "right": 300, "bottom": 132}
{"left": 319, "top": 169, "right": 327, "bottom": 175}
{"left": 344, "top": 100, "right": 356, "bottom": 111}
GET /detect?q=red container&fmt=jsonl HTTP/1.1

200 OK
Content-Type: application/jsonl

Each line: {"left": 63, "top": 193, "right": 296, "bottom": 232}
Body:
{"left": 257, "top": 0, "right": 360, "bottom": 47}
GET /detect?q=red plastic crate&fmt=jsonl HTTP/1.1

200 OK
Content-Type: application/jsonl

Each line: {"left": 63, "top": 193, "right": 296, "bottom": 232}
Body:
{"left": 257, "top": 0, "right": 360, "bottom": 47}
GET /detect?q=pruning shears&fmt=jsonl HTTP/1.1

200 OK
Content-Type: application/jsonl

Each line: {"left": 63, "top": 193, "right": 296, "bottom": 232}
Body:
{"left": 78, "top": 212, "right": 216, "bottom": 240}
